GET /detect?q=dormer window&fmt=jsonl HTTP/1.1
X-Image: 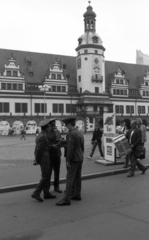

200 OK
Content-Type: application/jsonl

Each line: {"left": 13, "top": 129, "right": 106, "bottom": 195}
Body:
{"left": 57, "top": 74, "right": 61, "bottom": 80}
{"left": 120, "top": 79, "right": 123, "bottom": 84}
{"left": 93, "top": 37, "right": 98, "bottom": 43}
{"left": 145, "top": 82, "right": 148, "bottom": 86}
{"left": 13, "top": 71, "right": 18, "bottom": 77}
{"left": 116, "top": 79, "right": 119, "bottom": 84}
{"left": 63, "top": 64, "right": 67, "bottom": 69}
{"left": 29, "top": 71, "right": 33, "bottom": 77}
{"left": 27, "top": 61, "right": 31, "bottom": 66}
{"left": 7, "top": 71, "right": 11, "bottom": 76}
{"left": 52, "top": 74, "right": 56, "bottom": 79}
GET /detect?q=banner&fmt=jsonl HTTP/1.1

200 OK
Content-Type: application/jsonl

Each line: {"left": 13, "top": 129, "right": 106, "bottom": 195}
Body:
{"left": 103, "top": 113, "right": 116, "bottom": 162}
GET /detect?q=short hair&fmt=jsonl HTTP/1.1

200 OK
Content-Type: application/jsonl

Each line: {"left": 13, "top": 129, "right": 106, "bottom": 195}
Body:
{"left": 131, "top": 120, "right": 137, "bottom": 126}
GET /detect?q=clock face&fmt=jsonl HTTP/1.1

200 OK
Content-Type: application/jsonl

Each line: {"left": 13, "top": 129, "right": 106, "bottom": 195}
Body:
{"left": 94, "top": 58, "right": 99, "bottom": 64}
{"left": 77, "top": 58, "right": 81, "bottom": 68}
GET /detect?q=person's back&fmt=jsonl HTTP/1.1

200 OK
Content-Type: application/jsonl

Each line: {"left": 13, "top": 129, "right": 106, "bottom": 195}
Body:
{"left": 67, "top": 128, "right": 84, "bottom": 163}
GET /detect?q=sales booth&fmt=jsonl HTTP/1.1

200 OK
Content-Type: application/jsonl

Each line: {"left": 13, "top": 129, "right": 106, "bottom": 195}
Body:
{"left": 0, "top": 121, "right": 10, "bottom": 135}
{"left": 26, "top": 120, "right": 37, "bottom": 134}
{"left": 12, "top": 121, "right": 24, "bottom": 135}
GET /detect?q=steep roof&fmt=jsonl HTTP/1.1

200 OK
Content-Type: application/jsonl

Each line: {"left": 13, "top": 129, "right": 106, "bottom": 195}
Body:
{"left": 0, "top": 48, "right": 77, "bottom": 86}
{"left": 105, "top": 60, "right": 149, "bottom": 89}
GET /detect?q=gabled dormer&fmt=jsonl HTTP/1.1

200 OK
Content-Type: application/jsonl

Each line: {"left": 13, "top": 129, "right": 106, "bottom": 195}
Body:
{"left": 0, "top": 53, "right": 25, "bottom": 92}
{"left": 140, "top": 70, "right": 149, "bottom": 97}
{"left": 43, "top": 59, "right": 68, "bottom": 94}
{"left": 109, "top": 66, "right": 129, "bottom": 97}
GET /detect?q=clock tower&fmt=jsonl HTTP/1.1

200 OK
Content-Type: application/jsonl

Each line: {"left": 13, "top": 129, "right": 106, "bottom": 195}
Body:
{"left": 76, "top": 2, "right": 106, "bottom": 94}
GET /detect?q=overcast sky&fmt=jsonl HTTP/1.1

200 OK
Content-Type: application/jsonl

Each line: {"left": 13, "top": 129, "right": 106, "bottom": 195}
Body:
{"left": 0, "top": 0, "right": 149, "bottom": 64}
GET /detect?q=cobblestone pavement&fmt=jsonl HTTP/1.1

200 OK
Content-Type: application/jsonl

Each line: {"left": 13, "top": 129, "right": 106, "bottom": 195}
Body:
{"left": 0, "top": 133, "right": 95, "bottom": 170}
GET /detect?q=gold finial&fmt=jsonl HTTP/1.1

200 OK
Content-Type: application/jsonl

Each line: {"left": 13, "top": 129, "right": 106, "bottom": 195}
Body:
{"left": 88, "top": 1, "right": 91, "bottom": 6}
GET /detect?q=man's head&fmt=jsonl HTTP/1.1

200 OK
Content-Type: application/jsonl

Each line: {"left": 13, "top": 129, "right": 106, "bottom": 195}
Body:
{"left": 136, "top": 118, "right": 142, "bottom": 126}
{"left": 39, "top": 119, "right": 52, "bottom": 132}
{"left": 48, "top": 118, "right": 57, "bottom": 131}
{"left": 62, "top": 117, "right": 76, "bottom": 130}
{"left": 131, "top": 120, "right": 137, "bottom": 130}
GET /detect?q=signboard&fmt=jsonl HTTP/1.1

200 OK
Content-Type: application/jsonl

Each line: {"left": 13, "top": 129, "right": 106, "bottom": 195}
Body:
{"left": 103, "top": 113, "right": 116, "bottom": 162}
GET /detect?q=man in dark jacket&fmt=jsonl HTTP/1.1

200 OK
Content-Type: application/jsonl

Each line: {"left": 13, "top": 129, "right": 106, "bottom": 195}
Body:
{"left": 47, "top": 118, "right": 62, "bottom": 193}
{"left": 56, "top": 117, "right": 84, "bottom": 206}
{"left": 126, "top": 120, "right": 147, "bottom": 177}
{"left": 31, "top": 119, "right": 56, "bottom": 202}
{"left": 87, "top": 123, "right": 104, "bottom": 160}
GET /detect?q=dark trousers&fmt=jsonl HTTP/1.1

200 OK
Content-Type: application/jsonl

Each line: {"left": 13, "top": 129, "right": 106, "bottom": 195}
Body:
{"left": 129, "top": 151, "right": 146, "bottom": 174}
{"left": 90, "top": 141, "right": 104, "bottom": 158}
{"left": 125, "top": 153, "right": 131, "bottom": 166}
{"left": 20, "top": 134, "right": 26, "bottom": 140}
{"left": 49, "top": 156, "right": 61, "bottom": 188}
{"left": 64, "top": 161, "right": 82, "bottom": 201}
{"left": 33, "top": 157, "right": 50, "bottom": 196}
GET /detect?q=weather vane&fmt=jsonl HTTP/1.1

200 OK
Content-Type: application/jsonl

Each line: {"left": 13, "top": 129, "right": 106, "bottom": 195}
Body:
{"left": 88, "top": 1, "right": 91, "bottom": 5}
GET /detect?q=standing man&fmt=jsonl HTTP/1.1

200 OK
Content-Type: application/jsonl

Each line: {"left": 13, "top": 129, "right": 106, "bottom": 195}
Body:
{"left": 20, "top": 128, "right": 26, "bottom": 140}
{"left": 136, "top": 118, "right": 147, "bottom": 146}
{"left": 31, "top": 119, "right": 56, "bottom": 202}
{"left": 47, "top": 118, "right": 62, "bottom": 193}
{"left": 87, "top": 123, "right": 104, "bottom": 160}
{"left": 126, "top": 120, "right": 147, "bottom": 177}
{"left": 56, "top": 117, "right": 84, "bottom": 206}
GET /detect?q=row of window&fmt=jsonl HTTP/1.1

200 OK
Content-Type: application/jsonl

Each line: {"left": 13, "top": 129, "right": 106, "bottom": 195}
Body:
{"left": 113, "top": 89, "right": 127, "bottom": 95}
{"left": 115, "top": 105, "right": 146, "bottom": 114}
{"left": 143, "top": 91, "right": 149, "bottom": 96}
{"left": 1, "top": 83, "right": 23, "bottom": 90}
{"left": 78, "top": 49, "right": 98, "bottom": 55}
{"left": 0, "top": 102, "right": 76, "bottom": 114}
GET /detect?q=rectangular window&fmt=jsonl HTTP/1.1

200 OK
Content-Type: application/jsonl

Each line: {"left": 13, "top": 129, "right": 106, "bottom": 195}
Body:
{"left": 94, "top": 106, "right": 97, "bottom": 112}
{"left": 57, "top": 74, "right": 61, "bottom": 80}
{"left": 115, "top": 105, "right": 123, "bottom": 114}
{"left": 66, "top": 104, "right": 71, "bottom": 113}
{"left": 120, "top": 79, "right": 123, "bottom": 84}
{"left": 57, "top": 86, "right": 61, "bottom": 92}
{"left": 126, "top": 105, "right": 134, "bottom": 114}
{"left": 124, "top": 90, "right": 127, "bottom": 95}
{"left": 116, "top": 79, "right": 119, "bottom": 84}
{"left": 18, "top": 84, "right": 23, "bottom": 90}
{"left": 22, "top": 103, "right": 27, "bottom": 113}
{"left": 35, "top": 103, "right": 40, "bottom": 113}
{"left": 53, "top": 104, "right": 58, "bottom": 113}
{"left": 15, "top": 103, "right": 21, "bottom": 113}
{"left": 131, "top": 106, "right": 134, "bottom": 114}
{"left": 7, "top": 83, "right": 11, "bottom": 90}
{"left": 117, "top": 89, "right": 119, "bottom": 95}
{"left": 7, "top": 71, "right": 11, "bottom": 76}
{"left": 13, "top": 84, "right": 17, "bottom": 90}
{"left": 66, "top": 74, "right": 70, "bottom": 80}
{"left": 13, "top": 71, "right": 18, "bottom": 77}
{"left": 34, "top": 103, "right": 47, "bottom": 113}
{"left": 59, "top": 104, "right": 64, "bottom": 113}
{"left": 78, "top": 76, "right": 81, "bottom": 82}
{"left": 138, "top": 106, "right": 145, "bottom": 114}
{"left": 27, "top": 61, "right": 31, "bottom": 66}
{"left": 62, "top": 86, "right": 66, "bottom": 92}
{"left": 95, "top": 87, "right": 99, "bottom": 93}
{"left": 1, "top": 83, "right": 6, "bottom": 89}
{"left": 113, "top": 89, "right": 116, "bottom": 94}
{"left": 52, "top": 74, "right": 56, "bottom": 79}
{"left": 84, "top": 50, "right": 88, "bottom": 54}
{"left": 52, "top": 86, "right": 56, "bottom": 92}
{"left": 94, "top": 50, "right": 98, "bottom": 54}
{"left": 0, "top": 102, "right": 9, "bottom": 113}
{"left": 63, "top": 64, "right": 67, "bottom": 69}
{"left": 29, "top": 71, "right": 33, "bottom": 77}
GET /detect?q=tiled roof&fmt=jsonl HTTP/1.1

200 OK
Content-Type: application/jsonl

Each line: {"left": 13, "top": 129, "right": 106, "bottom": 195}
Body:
{"left": 0, "top": 48, "right": 77, "bottom": 86}
{"left": 0, "top": 48, "right": 149, "bottom": 91}
{"left": 105, "top": 60, "right": 149, "bottom": 89}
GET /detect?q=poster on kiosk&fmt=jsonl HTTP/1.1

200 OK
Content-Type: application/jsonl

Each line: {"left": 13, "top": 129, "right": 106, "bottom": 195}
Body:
{"left": 103, "top": 113, "right": 116, "bottom": 162}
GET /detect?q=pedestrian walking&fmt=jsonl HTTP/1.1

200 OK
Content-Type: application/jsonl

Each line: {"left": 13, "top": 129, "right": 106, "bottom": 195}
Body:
{"left": 87, "top": 123, "right": 104, "bottom": 160}
{"left": 56, "top": 117, "right": 84, "bottom": 206}
{"left": 122, "top": 119, "right": 131, "bottom": 168}
{"left": 126, "top": 120, "right": 147, "bottom": 177}
{"left": 47, "top": 118, "right": 63, "bottom": 193}
{"left": 20, "top": 128, "right": 26, "bottom": 140}
{"left": 31, "top": 119, "right": 56, "bottom": 202}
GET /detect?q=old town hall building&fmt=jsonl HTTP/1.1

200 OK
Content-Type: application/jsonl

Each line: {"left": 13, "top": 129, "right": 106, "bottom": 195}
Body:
{"left": 0, "top": 3, "right": 149, "bottom": 134}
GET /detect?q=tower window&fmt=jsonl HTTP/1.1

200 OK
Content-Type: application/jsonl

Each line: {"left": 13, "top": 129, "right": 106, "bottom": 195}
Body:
{"left": 27, "top": 61, "right": 31, "bottom": 66}
{"left": 85, "top": 57, "right": 88, "bottom": 60}
{"left": 80, "top": 88, "right": 82, "bottom": 94}
{"left": 84, "top": 50, "right": 88, "bottom": 54}
{"left": 95, "top": 87, "right": 99, "bottom": 93}
{"left": 66, "top": 74, "right": 70, "bottom": 80}
{"left": 7, "top": 71, "right": 11, "bottom": 76}
{"left": 63, "top": 64, "right": 67, "bottom": 69}
{"left": 29, "top": 71, "right": 33, "bottom": 77}
{"left": 52, "top": 74, "right": 56, "bottom": 79}
{"left": 94, "top": 50, "right": 98, "bottom": 54}
{"left": 78, "top": 76, "right": 81, "bottom": 82}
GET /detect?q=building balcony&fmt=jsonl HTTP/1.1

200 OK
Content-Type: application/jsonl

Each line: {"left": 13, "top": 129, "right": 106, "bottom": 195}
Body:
{"left": 92, "top": 75, "right": 103, "bottom": 83}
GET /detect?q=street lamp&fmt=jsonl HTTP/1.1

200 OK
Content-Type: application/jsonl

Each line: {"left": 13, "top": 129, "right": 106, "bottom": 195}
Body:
{"left": 38, "top": 84, "right": 51, "bottom": 120}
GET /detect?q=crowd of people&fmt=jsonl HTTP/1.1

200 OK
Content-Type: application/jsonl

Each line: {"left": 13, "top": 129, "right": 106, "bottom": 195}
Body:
{"left": 31, "top": 116, "right": 148, "bottom": 206}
